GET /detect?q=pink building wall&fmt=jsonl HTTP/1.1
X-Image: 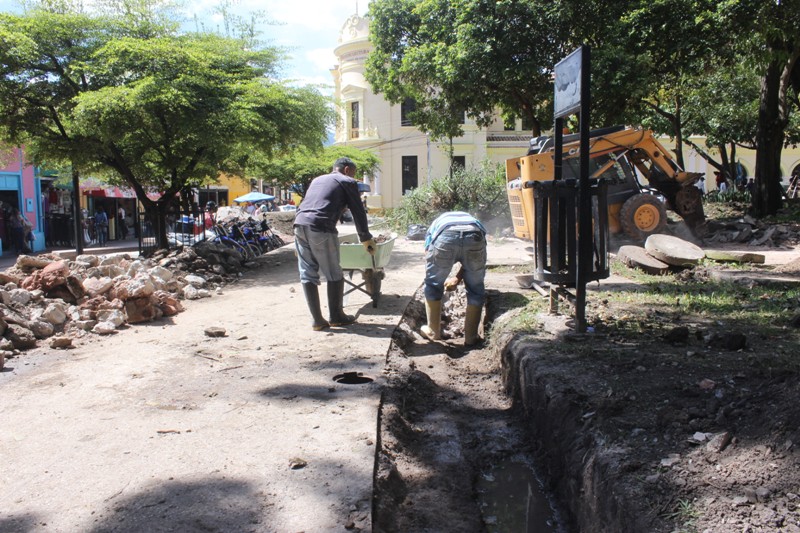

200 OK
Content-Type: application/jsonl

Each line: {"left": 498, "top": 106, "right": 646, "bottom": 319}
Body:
{"left": 0, "top": 146, "right": 41, "bottom": 247}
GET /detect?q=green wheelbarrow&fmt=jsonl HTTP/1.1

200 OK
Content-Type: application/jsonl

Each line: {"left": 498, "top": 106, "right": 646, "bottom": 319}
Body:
{"left": 339, "top": 232, "right": 398, "bottom": 307}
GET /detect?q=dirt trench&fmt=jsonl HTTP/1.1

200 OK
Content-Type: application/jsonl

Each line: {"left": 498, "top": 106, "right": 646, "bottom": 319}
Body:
{"left": 371, "top": 286, "right": 567, "bottom": 532}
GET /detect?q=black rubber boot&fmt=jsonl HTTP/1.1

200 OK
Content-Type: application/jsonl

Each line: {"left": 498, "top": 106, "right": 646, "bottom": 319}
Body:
{"left": 302, "top": 283, "right": 330, "bottom": 331}
{"left": 327, "top": 279, "right": 355, "bottom": 326}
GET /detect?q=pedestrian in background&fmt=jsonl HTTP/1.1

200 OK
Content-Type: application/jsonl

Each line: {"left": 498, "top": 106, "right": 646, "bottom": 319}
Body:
{"left": 94, "top": 207, "right": 108, "bottom": 246}
{"left": 9, "top": 207, "right": 26, "bottom": 254}
{"left": 294, "top": 157, "right": 375, "bottom": 330}
{"left": 420, "top": 211, "right": 487, "bottom": 346}
{"left": 117, "top": 205, "right": 128, "bottom": 240}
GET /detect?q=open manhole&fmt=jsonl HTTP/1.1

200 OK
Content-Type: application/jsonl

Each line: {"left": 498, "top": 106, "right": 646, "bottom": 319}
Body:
{"left": 333, "top": 372, "right": 374, "bottom": 385}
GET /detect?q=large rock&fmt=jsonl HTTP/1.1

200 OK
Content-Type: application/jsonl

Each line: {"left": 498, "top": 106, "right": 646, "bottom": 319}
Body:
{"left": 0, "top": 272, "right": 22, "bottom": 285}
{"left": 111, "top": 275, "right": 155, "bottom": 301}
{"left": 616, "top": 245, "right": 671, "bottom": 275}
{"left": 153, "top": 290, "right": 183, "bottom": 317}
{"left": 124, "top": 297, "right": 157, "bottom": 323}
{"left": 184, "top": 274, "right": 207, "bottom": 287}
{"left": 96, "top": 308, "right": 126, "bottom": 327}
{"left": 75, "top": 254, "right": 100, "bottom": 267}
{"left": 41, "top": 303, "right": 69, "bottom": 325}
{"left": 8, "top": 289, "right": 32, "bottom": 306}
{"left": 20, "top": 260, "right": 69, "bottom": 292}
{"left": 83, "top": 276, "right": 115, "bottom": 297}
{"left": 5, "top": 323, "right": 36, "bottom": 349}
{"left": 644, "top": 234, "right": 705, "bottom": 266}
{"left": 92, "top": 321, "right": 117, "bottom": 335}
{"left": 64, "top": 275, "right": 86, "bottom": 300}
{"left": 15, "top": 255, "right": 54, "bottom": 271}
{"left": 30, "top": 320, "right": 55, "bottom": 339}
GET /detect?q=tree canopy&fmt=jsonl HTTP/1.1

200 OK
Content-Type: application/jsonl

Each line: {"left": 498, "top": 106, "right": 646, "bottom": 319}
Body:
{"left": 264, "top": 145, "right": 380, "bottom": 198}
{"left": 0, "top": 1, "right": 332, "bottom": 247}
{"left": 365, "top": 0, "right": 800, "bottom": 216}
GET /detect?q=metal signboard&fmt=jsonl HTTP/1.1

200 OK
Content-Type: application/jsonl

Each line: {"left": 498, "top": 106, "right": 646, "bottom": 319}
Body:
{"left": 554, "top": 47, "right": 583, "bottom": 119}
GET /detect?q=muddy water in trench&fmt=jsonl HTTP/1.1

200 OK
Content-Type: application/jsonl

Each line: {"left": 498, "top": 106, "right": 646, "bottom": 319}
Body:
{"left": 477, "top": 457, "right": 566, "bottom": 533}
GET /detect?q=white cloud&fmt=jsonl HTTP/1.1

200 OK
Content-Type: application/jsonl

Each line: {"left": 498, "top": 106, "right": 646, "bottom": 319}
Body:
{"left": 306, "top": 48, "right": 339, "bottom": 73}
{"left": 183, "top": 0, "right": 372, "bottom": 82}
{"left": 0, "top": 0, "right": 369, "bottom": 88}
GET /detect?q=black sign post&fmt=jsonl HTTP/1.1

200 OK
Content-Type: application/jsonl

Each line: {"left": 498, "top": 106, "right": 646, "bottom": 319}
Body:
{"left": 553, "top": 45, "right": 591, "bottom": 333}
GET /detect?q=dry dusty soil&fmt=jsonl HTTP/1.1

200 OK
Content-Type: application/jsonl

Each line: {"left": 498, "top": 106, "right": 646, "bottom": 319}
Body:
{"left": 2, "top": 207, "right": 800, "bottom": 533}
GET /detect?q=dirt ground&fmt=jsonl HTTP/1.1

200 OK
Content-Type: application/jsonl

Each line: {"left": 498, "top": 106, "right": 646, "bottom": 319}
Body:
{"left": 3, "top": 205, "right": 800, "bottom": 532}
{"left": 371, "top": 205, "right": 800, "bottom": 532}
{"left": 0, "top": 225, "right": 429, "bottom": 533}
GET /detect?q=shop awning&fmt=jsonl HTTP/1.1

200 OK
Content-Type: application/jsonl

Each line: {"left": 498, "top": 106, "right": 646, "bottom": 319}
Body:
{"left": 80, "top": 178, "right": 161, "bottom": 201}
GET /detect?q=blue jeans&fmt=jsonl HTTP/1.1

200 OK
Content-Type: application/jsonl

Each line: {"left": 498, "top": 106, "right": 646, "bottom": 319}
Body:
{"left": 294, "top": 226, "right": 343, "bottom": 285}
{"left": 424, "top": 229, "right": 487, "bottom": 306}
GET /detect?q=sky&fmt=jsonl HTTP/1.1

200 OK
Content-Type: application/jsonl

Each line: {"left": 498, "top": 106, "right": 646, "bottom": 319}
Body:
{"left": 184, "top": 0, "right": 372, "bottom": 87}
{"left": 0, "top": 0, "right": 372, "bottom": 89}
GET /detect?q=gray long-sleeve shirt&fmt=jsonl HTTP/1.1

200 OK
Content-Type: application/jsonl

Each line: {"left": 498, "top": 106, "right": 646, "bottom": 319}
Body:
{"left": 294, "top": 171, "right": 372, "bottom": 242}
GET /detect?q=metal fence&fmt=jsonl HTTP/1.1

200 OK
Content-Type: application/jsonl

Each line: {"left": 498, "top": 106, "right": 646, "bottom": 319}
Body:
{"left": 137, "top": 209, "right": 212, "bottom": 257}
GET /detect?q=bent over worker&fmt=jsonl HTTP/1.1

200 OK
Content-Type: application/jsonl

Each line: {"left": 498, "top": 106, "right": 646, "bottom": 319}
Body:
{"left": 294, "top": 157, "right": 376, "bottom": 330}
{"left": 420, "top": 211, "right": 487, "bottom": 345}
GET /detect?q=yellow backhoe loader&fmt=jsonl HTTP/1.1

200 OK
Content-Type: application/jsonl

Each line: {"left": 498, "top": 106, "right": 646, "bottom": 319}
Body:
{"left": 506, "top": 126, "right": 705, "bottom": 240}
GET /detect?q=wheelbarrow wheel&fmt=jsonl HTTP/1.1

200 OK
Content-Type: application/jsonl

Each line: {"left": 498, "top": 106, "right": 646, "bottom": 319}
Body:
{"left": 363, "top": 269, "right": 383, "bottom": 307}
{"left": 370, "top": 276, "right": 382, "bottom": 307}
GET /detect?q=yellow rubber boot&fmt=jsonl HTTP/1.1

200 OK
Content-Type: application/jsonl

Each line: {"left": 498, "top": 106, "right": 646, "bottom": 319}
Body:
{"left": 464, "top": 304, "right": 483, "bottom": 346}
{"left": 420, "top": 300, "right": 442, "bottom": 341}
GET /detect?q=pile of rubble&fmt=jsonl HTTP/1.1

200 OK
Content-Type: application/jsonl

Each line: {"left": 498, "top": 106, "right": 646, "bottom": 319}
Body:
{"left": 0, "top": 240, "right": 258, "bottom": 365}
{"left": 703, "top": 215, "right": 800, "bottom": 247}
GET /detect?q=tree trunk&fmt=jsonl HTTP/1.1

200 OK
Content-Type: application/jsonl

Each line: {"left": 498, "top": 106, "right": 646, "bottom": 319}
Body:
{"left": 753, "top": 60, "right": 785, "bottom": 217}
{"left": 71, "top": 167, "right": 83, "bottom": 255}
{"left": 672, "top": 96, "right": 684, "bottom": 168}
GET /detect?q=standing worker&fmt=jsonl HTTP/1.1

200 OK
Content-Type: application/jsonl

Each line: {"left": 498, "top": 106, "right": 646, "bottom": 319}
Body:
{"left": 294, "top": 157, "right": 376, "bottom": 330}
{"left": 420, "top": 211, "right": 487, "bottom": 345}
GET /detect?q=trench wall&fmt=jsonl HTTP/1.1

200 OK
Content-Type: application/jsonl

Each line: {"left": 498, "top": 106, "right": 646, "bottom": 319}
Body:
{"left": 498, "top": 333, "right": 652, "bottom": 532}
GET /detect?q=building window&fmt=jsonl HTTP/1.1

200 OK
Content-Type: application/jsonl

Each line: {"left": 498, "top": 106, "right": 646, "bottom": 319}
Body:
{"left": 401, "top": 98, "right": 416, "bottom": 127}
{"left": 452, "top": 156, "right": 466, "bottom": 170}
{"left": 350, "top": 101, "right": 360, "bottom": 139}
{"left": 402, "top": 156, "right": 418, "bottom": 193}
{"left": 521, "top": 115, "right": 533, "bottom": 132}
{"left": 457, "top": 111, "right": 465, "bottom": 125}
{"left": 504, "top": 119, "right": 516, "bottom": 131}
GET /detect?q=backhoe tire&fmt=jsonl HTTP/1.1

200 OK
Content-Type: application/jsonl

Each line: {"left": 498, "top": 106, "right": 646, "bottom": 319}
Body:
{"left": 620, "top": 193, "right": 667, "bottom": 240}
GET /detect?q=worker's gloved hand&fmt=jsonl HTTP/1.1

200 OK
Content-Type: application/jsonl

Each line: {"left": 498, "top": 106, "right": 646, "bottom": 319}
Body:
{"left": 444, "top": 276, "right": 461, "bottom": 291}
{"left": 362, "top": 238, "right": 377, "bottom": 255}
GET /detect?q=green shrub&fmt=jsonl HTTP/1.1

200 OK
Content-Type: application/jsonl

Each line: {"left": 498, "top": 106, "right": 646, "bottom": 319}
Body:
{"left": 704, "top": 189, "right": 751, "bottom": 203}
{"left": 386, "top": 160, "right": 510, "bottom": 231}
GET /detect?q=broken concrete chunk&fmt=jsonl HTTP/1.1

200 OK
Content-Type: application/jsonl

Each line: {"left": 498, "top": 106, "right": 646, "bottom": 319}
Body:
{"left": 616, "top": 245, "right": 670, "bottom": 275}
{"left": 92, "top": 321, "right": 118, "bottom": 335}
{"left": 184, "top": 274, "right": 207, "bottom": 287}
{"left": 704, "top": 249, "right": 766, "bottom": 264}
{"left": 204, "top": 327, "right": 226, "bottom": 338}
{"left": 705, "top": 431, "right": 733, "bottom": 453}
{"left": 5, "top": 323, "right": 37, "bottom": 349}
{"left": 50, "top": 336, "right": 73, "bottom": 349}
{"left": 660, "top": 454, "right": 681, "bottom": 467}
{"left": 644, "top": 234, "right": 705, "bottom": 266}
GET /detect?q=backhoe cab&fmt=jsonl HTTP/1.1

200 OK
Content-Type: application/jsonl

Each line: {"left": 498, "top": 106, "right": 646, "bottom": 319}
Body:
{"left": 506, "top": 126, "right": 705, "bottom": 240}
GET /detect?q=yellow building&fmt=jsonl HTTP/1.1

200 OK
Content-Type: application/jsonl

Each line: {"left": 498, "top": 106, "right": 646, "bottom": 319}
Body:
{"left": 674, "top": 138, "right": 800, "bottom": 192}
{"left": 331, "top": 14, "right": 530, "bottom": 210}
